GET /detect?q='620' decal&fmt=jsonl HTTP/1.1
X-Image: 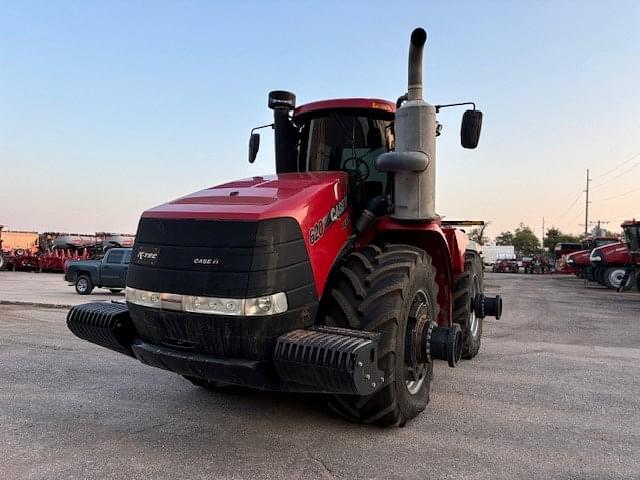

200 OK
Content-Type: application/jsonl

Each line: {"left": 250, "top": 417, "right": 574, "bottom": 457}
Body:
{"left": 309, "top": 197, "right": 348, "bottom": 245}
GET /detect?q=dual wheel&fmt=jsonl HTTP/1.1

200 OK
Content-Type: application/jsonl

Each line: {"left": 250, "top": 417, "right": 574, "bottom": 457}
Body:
{"left": 322, "top": 244, "right": 484, "bottom": 427}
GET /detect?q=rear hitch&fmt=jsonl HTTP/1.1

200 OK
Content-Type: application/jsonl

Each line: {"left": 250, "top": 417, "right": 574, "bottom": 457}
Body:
{"left": 420, "top": 322, "right": 462, "bottom": 368}
{"left": 473, "top": 293, "right": 503, "bottom": 320}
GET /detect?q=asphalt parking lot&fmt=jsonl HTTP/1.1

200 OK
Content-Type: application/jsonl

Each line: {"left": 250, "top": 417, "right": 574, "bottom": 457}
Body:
{"left": 1, "top": 272, "right": 639, "bottom": 479}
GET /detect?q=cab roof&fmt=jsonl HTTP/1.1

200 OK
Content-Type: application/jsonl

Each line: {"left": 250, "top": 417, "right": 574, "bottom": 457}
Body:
{"left": 293, "top": 98, "right": 395, "bottom": 117}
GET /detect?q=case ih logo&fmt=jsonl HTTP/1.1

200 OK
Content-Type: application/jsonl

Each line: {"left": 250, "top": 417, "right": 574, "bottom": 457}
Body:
{"left": 193, "top": 258, "right": 220, "bottom": 265}
{"left": 309, "top": 197, "right": 347, "bottom": 245}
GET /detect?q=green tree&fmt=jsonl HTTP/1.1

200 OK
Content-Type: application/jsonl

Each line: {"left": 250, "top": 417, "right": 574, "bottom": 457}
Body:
{"left": 468, "top": 227, "right": 489, "bottom": 246}
{"left": 543, "top": 227, "right": 581, "bottom": 251}
{"left": 513, "top": 224, "right": 540, "bottom": 256}
{"left": 495, "top": 231, "right": 514, "bottom": 245}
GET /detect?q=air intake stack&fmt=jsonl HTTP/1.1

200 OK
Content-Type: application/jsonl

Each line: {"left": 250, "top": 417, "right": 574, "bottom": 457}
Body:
{"left": 376, "top": 28, "right": 437, "bottom": 220}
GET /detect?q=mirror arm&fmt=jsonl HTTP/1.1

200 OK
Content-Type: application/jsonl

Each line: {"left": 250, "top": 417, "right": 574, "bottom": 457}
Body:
{"left": 251, "top": 123, "right": 274, "bottom": 135}
{"left": 434, "top": 101, "right": 476, "bottom": 113}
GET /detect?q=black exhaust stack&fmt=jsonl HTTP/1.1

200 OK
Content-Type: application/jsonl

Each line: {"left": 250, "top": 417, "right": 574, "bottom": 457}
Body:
{"left": 268, "top": 90, "right": 297, "bottom": 174}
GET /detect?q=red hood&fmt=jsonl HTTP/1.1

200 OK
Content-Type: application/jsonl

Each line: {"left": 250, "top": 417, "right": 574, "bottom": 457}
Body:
{"left": 597, "top": 241, "right": 630, "bottom": 265}
{"left": 567, "top": 249, "right": 591, "bottom": 266}
{"left": 143, "top": 172, "right": 347, "bottom": 221}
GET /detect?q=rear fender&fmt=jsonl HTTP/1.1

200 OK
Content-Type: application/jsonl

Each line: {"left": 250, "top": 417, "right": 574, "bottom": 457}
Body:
{"left": 363, "top": 218, "right": 455, "bottom": 327}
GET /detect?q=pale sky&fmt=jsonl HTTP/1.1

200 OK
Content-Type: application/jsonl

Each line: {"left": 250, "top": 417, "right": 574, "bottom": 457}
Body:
{"left": 1, "top": 1, "right": 639, "bottom": 239}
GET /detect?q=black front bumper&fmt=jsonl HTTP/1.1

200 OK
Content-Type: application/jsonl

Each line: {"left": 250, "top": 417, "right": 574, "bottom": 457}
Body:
{"left": 67, "top": 302, "right": 384, "bottom": 395}
{"left": 132, "top": 340, "right": 280, "bottom": 390}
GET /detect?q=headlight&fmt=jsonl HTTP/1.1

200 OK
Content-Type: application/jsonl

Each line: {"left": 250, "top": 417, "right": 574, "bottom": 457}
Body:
{"left": 125, "top": 287, "right": 161, "bottom": 308}
{"left": 245, "top": 293, "right": 288, "bottom": 316}
{"left": 126, "top": 287, "right": 287, "bottom": 316}
{"left": 566, "top": 258, "right": 574, "bottom": 264}
{"left": 183, "top": 295, "right": 244, "bottom": 315}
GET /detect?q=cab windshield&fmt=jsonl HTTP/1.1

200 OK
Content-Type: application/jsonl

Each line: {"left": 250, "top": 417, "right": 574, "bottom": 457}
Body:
{"left": 595, "top": 238, "right": 617, "bottom": 248}
{"left": 298, "top": 111, "right": 394, "bottom": 193}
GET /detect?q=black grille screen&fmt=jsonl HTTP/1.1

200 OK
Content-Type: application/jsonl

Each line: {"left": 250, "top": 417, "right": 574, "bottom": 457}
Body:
{"left": 126, "top": 217, "right": 318, "bottom": 360}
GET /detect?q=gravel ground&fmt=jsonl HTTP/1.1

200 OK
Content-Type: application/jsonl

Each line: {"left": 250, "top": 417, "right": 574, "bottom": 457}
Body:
{"left": 0, "top": 273, "right": 638, "bottom": 479}
{"left": 0, "top": 271, "right": 122, "bottom": 306}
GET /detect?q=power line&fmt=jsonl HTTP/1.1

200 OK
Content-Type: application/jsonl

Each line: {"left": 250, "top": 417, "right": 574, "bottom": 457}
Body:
{"left": 594, "top": 185, "right": 640, "bottom": 202}
{"left": 595, "top": 151, "right": 640, "bottom": 179}
{"left": 591, "top": 158, "right": 640, "bottom": 190}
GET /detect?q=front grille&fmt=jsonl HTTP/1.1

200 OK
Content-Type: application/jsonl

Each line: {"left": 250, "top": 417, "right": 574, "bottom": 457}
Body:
{"left": 126, "top": 217, "right": 318, "bottom": 360}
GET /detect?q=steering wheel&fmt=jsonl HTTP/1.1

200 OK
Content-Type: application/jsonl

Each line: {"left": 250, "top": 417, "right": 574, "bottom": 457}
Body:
{"left": 342, "top": 156, "right": 370, "bottom": 182}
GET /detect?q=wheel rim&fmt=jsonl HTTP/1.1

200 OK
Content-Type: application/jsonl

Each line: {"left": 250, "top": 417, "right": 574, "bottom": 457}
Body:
{"left": 469, "top": 275, "right": 480, "bottom": 337}
{"left": 77, "top": 279, "right": 87, "bottom": 292}
{"left": 609, "top": 269, "right": 628, "bottom": 287}
{"left": 405, "top": 290, "right": 430, "bottom": 395}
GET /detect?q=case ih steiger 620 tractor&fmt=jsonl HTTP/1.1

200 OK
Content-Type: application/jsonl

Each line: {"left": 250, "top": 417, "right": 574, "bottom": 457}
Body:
{"left": 67, "top": 28, "right": 502, "bottom": 427}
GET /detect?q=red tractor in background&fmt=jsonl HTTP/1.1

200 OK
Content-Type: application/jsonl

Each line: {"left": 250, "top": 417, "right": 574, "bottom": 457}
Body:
{"left": 565, "top": 236, "right": 619, "bottom": 281}
{"left": 553, "top": 242, "right": 583, "bottom": 274}
{"left": 590, "top": 220, "right": 640, "bottom": 290}
{"left": 492, "top": 256, "right": 519, "bottom": 273}
{"left": 67, "top": 28, "right": 502, "bottom": 427}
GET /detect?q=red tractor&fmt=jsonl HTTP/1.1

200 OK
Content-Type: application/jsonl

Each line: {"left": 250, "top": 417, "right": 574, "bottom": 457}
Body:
{"left": 590, "top": 220, "right": 640, "bottom": 290}
{"left": 565, "top": 236, "right": 619, "bottom": 280}
{"left": 67, "top": 28, "right": 502, "bottom": 427}
{"left": 492, "top": 256, "right": 519, "bottom": 273}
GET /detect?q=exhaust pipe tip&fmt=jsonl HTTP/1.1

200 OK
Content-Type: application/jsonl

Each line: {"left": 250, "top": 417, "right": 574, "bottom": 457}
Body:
{"left": 410, "top": 28, "right": 427, "bottom": 47}
{"left": 407, "top": 27, "right": 427, "bottom": 101}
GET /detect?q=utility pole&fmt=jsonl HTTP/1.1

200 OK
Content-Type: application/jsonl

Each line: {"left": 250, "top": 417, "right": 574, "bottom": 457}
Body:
{"left": 542, "top": 217, "right": 545, "bottom": 248}
{"left": 584, "top": 169, "right": 591, "bottom": 235}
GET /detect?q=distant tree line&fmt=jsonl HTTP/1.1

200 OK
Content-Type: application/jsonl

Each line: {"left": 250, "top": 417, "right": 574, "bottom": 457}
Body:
{"left": 489, "top": 223, "right": 621, "bottom": 257}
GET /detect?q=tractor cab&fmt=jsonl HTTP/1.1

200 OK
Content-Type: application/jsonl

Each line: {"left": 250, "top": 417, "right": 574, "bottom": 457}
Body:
{"left": 250, "top": 94, "right": 396, "bottom": 213}
{"left": 622, "top": 220, "right": 640, "bottom": 256}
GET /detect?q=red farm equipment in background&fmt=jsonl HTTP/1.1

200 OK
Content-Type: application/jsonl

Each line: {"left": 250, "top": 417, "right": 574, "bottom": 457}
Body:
{"left": 565, "top": 236, "right": 619, "bottom": 280}
{"left": 553, "top": 242, "right": 583, "bottom": 274}
{"left": 0, "top": 228, "right": 135, "bottom": 273}
{"left": 492, "top": 256, "right": 519, "bottom": 273}
{"left": 589, "top": 220, "right": 640, "bottom": 290}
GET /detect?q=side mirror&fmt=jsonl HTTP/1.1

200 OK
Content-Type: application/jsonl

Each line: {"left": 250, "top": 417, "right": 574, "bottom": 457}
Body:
{"left": 248, "top": 133, "right": 260, "bottom": 163}
{"left": 461, "top": 110, "right": 482, "bottom": 149}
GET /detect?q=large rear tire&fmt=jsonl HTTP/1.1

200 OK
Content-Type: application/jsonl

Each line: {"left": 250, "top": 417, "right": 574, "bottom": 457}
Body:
{"left": 322, "top": 244, "right": 439, "bottom": 427}
{"left": 453, "top": 251, "right": 484, "bottom": 360}
{"left": 604, "top": 267, "right": 635, "bottom": 290}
